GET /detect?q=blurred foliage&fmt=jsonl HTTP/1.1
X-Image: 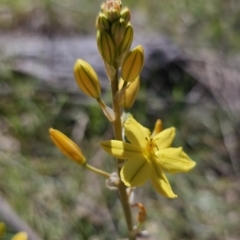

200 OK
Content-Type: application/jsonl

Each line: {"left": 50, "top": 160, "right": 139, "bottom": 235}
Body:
{"left": 0, "top": 0, "right": 240, "bottom": 240}
{"left": 1, "top": 0, "right": 240, "bottom": 51}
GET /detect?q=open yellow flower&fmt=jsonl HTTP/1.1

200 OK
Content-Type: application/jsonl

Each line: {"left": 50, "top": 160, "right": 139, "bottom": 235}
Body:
{"left": 101, "top": 115, "right": 196, "bottom": 198}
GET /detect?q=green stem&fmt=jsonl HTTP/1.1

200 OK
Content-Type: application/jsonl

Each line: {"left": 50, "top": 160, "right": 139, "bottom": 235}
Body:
{"left": 84, "top": 163, "right": 110, "bottom": 178}
{"left": 110, "top": 65, "right": 135, "bottom": 240}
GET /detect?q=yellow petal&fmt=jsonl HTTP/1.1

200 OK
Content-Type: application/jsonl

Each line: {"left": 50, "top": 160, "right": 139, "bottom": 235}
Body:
{"left": 150, "top": 164, "right": 177, "bottom": 198}
{"left": 124, "top": 115, "right": 150, "bottom": 149}
{"left": 11, "top": 232, "right": 28, "bottom": 240}
{"left": 49, "top": 128, "right": 86, "bottom": 165}
{"left": 155, "top": 147, "right": 196, "bottom": 173}
{"left": 100, "top": 140, "right": 144, "bottom": 159}
{"left": 120, "top": 156, "right": 151, "bottom": 187}
{"left": 153, "top": 127, "right": 175, "bottom": 150}
{"left": 151, "top": 119, "right": 162, "bottom": 137}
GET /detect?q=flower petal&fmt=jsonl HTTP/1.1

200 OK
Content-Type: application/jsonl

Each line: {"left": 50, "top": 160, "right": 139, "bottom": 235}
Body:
{"left": 153, "top": 127, "right": 176, "bottom": 150}
{"left": 124, "top": 115, "right": 150, "bottom": 149}
{"left": 100, "top": 140, "right": 144, "bottom": 159}
{"left": 155, "top": 147, "right": 196, "bottom": 173}
{"left": 150, "top": 163, "right": 177, "bottom": 198}
{"left": 151, "top": 119, "right": 162, "bottom": 137}
{"left": 120, "top": 156, "right": 151, "bottom": 187}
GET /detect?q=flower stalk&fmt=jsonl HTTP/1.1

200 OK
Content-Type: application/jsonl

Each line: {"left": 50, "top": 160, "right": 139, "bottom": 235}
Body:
{"left": 110, "top": 66, "right": 135, "bottom": 239}
{"left": 84, "top": 163, "right": 111, "bottom": 178}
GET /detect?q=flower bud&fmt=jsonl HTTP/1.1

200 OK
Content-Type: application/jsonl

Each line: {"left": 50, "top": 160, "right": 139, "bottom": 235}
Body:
{"left": 96, "top": 13, "right": 110, "bottom": 31}
{"left": 121, "top": 7, "right": 131, "bottom": 24}
{"left": 97, "top": 30, "right": 116, "bottom": 65}
{"left": 117, "top": 23, "right": 133, "bottom": 66}
{"left": 102, "top": 0, "right": 122, "bottom": 22}
{"left": 118, "top": 23, "right": 133, "bottom": 56}
{"left": 119, "top": 77, "right": 140, "bottom": 110}
{"left": 73, "top": 59, "right": 101, "bottom": 99}
{"left": 121, "top": 45, "right": 144, "bottom": 82}
{"left": 11, "top": 232, "right": 28, "bottom": 240}
{"left": 111, "top": 18, "right": 126, "bottom": 46}
{"left": 49, "top": 128, "right": 86, "bottom": 165}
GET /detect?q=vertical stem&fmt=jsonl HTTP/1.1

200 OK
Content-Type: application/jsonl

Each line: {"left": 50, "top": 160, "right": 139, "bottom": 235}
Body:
{"left": 110, "top": 69, "right": 135, "bottom": 240}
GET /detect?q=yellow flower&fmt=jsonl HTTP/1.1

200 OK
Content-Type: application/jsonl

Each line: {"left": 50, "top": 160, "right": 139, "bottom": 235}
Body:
{"left": 101, "top": 115, "right": 196, "bottom": 198}
{"left": 11, "top": 232, "right": 28, "bottom": 240}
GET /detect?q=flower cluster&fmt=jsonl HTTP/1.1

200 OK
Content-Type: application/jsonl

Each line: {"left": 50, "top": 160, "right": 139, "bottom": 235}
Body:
{"left": 48, "top": 0, "right": 196, "bottom": 237}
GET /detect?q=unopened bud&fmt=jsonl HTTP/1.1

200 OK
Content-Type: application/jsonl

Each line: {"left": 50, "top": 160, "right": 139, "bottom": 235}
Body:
{"left": 119, "top": 77, "right": 140, "bottom": 110}
{"left": 96, "top": 13, "right": 110, "bottom": 31}
{"left": 102, "top": 0, "right": 122, "bottom": 21}
{"left": 151, "top": 119, "right": 163, "bottom": 137}
{"left": 49, "top": 128, "right": 86, "bottom": 165}
{"left": 111, "top": 18, "right": 126, "bottom": 46}
{"left": 121, "top": 7, "right": 131, "bottom": 24}
{"left": 118, "top": 23, "right": 133, "bottom": 56}
{"left": 11, "top": 232, "right": 28, "bottom": 240}
{"left": 74, "top": 59, "right": 101, "bottom": 98}
{"left": 117, "top": 24, "right": 133, "bottom": 66}
{"left": 97, "top": 30, "right": 116, "bottom": 65}
{"left": 121, "top": 45, "right": 144, "bottom": 82}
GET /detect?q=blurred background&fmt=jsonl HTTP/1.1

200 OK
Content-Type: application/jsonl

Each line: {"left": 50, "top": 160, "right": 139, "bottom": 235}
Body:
{"left": 0, "top": 0, "right": 240, "bottom": 239}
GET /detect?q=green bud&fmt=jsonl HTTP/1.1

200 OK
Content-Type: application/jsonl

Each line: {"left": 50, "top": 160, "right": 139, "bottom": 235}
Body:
{"left": 121, "top": 7, "right": 131, "bottom": 24}
{"left": 74, "top": 59, "right": 101, "bottom": 98}
{"left": 121, "top": 45, "right": 144, "bottom": 82}
{"left": 117, "top": 23, "right": 133, "bottom": 66}
{"left": 111, "top": 18, "right": 126, "bottom": 46}
{"left": 108, "top": 9, "right": 121, "bottom": 22}
{"left": 102, "top": 0, "right": 122, "bottom": 22}
{"left": 118, "top": 24, "right": 133, "bottom": 55}
{"left": 97, "top": 30, "right": 116, "bottom": 65}
{"left": 96, "top": 13, "right": 110, "bottom": 31}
